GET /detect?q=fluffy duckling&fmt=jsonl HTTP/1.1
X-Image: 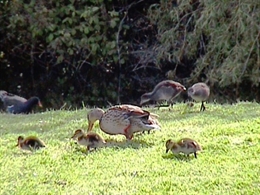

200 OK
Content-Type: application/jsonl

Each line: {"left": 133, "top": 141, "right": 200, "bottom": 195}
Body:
{"left": 187, "top": 82, "right": 210, "bottom": 112}
{"left": 16, "top": 135, "right": 46, "bottom": 151}
{"left": 166, "top": 138, "right": 202, "bottom": 158}
{"left": 71, "top": 129, "right": 106, "bottom": 151}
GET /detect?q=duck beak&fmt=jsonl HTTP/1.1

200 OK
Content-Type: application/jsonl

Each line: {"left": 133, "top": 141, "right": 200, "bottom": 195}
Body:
{"left": 166, "top": 149, "right": 169, "bottom": 153}
{"left": 38, "top": 101, "right": 43, "bottom": 107}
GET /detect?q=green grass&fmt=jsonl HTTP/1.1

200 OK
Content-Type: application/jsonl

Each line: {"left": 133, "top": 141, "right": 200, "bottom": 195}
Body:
{"left": 0, "top": 102, "right": 260, "bottom": 195}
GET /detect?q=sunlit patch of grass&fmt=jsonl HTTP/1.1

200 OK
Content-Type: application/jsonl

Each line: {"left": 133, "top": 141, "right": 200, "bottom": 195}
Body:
{"left": 0, "top": 102, "right": 260, "bottom": 194}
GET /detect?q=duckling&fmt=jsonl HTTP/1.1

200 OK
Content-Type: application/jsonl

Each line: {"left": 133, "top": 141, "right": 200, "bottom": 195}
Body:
{"left": 166, "top": 138, "right": 202, "bottom": 158}
{"left": 188, "top": 82, "right": 210, "bottom": 111}
{"left": 16, "top": 135, "right": 46, "bottom": 151}
{"left": 71, "top": 129, "right": 106, "bottom": 151}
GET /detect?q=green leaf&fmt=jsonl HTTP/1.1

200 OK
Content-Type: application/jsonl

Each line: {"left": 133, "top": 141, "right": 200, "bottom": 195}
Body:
{"left": 110, "top": 19, "right": 117, "bottom": 28}
{"left": 92, "top": 7, "right": 99, "bottom": 12}
{"left": 57, "top": 55, "right": 64, "bottom": 63}
{"left": 47, "top": 34, "right": 54, "bottom": 42}
{"left": 68, "top": 48, "right": 74, "bottom": 55}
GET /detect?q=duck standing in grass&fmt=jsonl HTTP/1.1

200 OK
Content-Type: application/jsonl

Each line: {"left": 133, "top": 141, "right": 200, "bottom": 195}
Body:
{"left": 87, "top": 104, "right": 160, "bottom": 140}
{"left": 187, "top": 82, "right": 210, "bottom": 112}
{"left": 16, "top": 135, "right": 46, "bottom": 152}
{"left": 140, "top": 80, "right": 186, "bottom": 109}
{"left": 71, "top": 129, "right": 106, "bottom": 151}
{"left": 166, "top": 138, "right": 202, "bottom": 159}
{"left": 0, "top": 91, "right": 42, "bottom": 114}
{"left": 0, "top": 91, "right": 27, "bottom": 107}
{"left": 7, "top": 97, "right": 42, "bottom": 114}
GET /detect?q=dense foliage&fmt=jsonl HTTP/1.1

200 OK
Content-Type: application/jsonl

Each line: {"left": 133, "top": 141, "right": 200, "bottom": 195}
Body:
{"left": 0, "top": 0, "right": 259, "bottom": 109}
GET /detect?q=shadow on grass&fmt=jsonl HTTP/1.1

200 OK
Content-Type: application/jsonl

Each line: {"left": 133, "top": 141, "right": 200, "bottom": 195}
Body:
{"left": 162, "top": 153, "right": 197, "bottom": 162}
{"left": 13, "top": 149, "right": 46, "bottom": 156}
{"left": 105, "top": 138, "right": 152, "bottom": 149}
{"left": 70, "top": 138, "right": 152, "bottom": 155}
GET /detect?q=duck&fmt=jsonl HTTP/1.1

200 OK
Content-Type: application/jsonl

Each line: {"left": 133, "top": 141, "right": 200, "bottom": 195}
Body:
{"left": 7, "top": 96, "right": 42, "bottom": 114}
{"left": 165, "top": 138, "right": 202, "bottom": 158}
{"left": 71, "top": 129, "right": 106, "bottom": 151}
{"left": 0, "top": 90, "right": 8, "bottom": 100}
{"left": 0, "top": 91, "right": 27, "bottom": 108}
{"left": 187, "top": 82, "right": 210, "bottom": 111}
{"left": 16, "top": 135, "right": 46, "bottom": 151}
{"left": 87, "top": 104, "right": 160, "bottom": 140}
{"left": 140, "top": 80, "right": 186, "bottom": 109}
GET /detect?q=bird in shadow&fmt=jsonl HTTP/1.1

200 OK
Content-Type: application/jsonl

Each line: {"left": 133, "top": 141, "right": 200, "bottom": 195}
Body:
{"left": 0, "top": 91, "right": 42, "bottom": 114}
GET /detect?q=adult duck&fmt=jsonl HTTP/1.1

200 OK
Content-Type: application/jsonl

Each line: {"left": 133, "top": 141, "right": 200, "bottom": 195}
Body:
{"left": 0, "top": 91, "right": 27, "bottom": 108}
{"left": 140, "top": 80, "right": 186, "bottom": 109}
{"left": 87, "top": 104, "right": 160, "bottom": 140}
{"left": 7, "top": 96, "right": 42, "bottom": 114}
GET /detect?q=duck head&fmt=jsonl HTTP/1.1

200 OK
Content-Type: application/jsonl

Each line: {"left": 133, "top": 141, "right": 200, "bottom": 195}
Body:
{"left": 0, "top": 90, "right": 8, "bottom": 101}
{"left": 140, "top": 93, "right": 152, "bottom": 106}
{"left": 165, "top": 139, "right": 178, "bottom": 153}
{"left": 16, "top": 136, "right": 25, "bottom": 147}
{"left": 87, "top": 108, "right": 104, "bottom": 131}
{"left": 71, "top": 129, "right": 85, "bottom": 139}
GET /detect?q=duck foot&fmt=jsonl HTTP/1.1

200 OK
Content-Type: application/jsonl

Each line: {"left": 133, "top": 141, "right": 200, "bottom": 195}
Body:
{"left": 200, "top": 102, "right": 206, "bottom": 112}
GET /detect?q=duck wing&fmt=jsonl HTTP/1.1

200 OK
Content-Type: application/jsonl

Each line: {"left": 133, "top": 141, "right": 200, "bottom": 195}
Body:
{"left": 99, "top": 104, "right": 149, "bottom": 136}
{"left": 111, "top": 104, "right": 150, "bottom": 119}
{"left": 179, "top": 138, "right": 202, "bottom": 151}
{"left": 99, "top": 107, "right": 131, "bottom": 135}
{"left": 2, "top": 94, "right": 27, "bottom": 107}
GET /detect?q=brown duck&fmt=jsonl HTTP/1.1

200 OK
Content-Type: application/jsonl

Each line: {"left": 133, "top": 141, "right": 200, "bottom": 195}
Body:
{"left": 87, "top": 104, "right": 160, "bottom": 140}
{"left": 140, "top": 80, "right": 186, "bottom": 109}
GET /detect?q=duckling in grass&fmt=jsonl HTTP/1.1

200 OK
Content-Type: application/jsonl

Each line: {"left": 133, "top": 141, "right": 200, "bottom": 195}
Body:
{"left": 16, "top": 136, "right": 46, "bottom": 152}
{"left": 166, "top": 138, "right": 202, "bottom": 159}
{"left": 71, "top": 129, "right": 106, "bottom": 151}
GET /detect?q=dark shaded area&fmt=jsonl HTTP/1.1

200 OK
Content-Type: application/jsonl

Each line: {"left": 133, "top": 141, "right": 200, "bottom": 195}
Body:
{"left": 0, "top": 0, "right": 259, "bottom": 111}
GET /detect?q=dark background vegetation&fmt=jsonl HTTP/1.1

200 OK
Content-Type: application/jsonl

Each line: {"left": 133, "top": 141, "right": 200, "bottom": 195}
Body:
{"left": 0, "top": 0, "right": 259, "bottom": 109}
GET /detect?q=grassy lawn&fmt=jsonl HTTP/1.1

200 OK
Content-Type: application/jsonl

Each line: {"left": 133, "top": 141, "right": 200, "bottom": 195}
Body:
{"left": 0, "top": 102, "right": 260, "bottom": 195}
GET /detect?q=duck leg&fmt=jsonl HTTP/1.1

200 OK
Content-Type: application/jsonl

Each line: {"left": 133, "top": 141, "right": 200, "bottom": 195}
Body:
{"left": 124, "top": 124, "right": 133, "bottom": 140}
{"left": 168, "top": 100, "right": 174, "bottom": 111}
{"left": 194, "top": 152, "right": 197, "bottom": 158}
{"left": 200, "top": 101, "right": 206, "bottom": 112}
{"left": 87, "top": 123, "right": 94, "bottom": 132}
